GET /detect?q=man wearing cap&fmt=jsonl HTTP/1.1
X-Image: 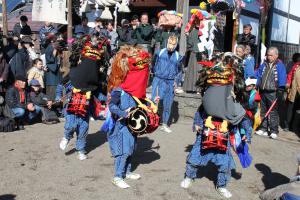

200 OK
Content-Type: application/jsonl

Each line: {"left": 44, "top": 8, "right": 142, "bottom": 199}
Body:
{"left": 5, "top": 76, "right": 41, "bottom": 130}
{"left": 13, "top": 15, "right": 32, "bottom": 38}
{"left": 117, "top": 19, "right": 136, "bottom": 47}
{"left": 29, "top": 79, "right": 58, "bottom": 125}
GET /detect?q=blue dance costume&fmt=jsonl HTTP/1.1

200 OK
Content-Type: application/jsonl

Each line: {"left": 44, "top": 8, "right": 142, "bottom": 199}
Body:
{"left": 151, "top": 48, "right": 182, "bottom": 124}
{"left": 62, "top": 83, "right": 90, "bottom": 153}
{"left": 185, "top": 110, "right": 236, "bottom": 187}
{"left": 108, "top": 88, "right": 138, "bottom": 178}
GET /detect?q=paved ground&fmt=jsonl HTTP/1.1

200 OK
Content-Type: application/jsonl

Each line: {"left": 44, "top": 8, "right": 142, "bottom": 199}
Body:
{"left": 0, "top": 119, "right": 299, "bottom": 200}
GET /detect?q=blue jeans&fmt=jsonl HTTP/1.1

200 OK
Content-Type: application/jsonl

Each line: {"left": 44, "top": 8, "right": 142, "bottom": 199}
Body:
{"left": 64, "top": 113, "right": 89, "bottom": 152}
{"left": 151, "top": 77, "right": 174, "bottom": 125}
{"left": 28, "top": 105, "right": 41, "bottom": 120}
{"left": 114, "top": 154, "right": 132, "bottom": 178}
{"left": 12, "top": 106, "right": 41, "bottom": 121}
{"left": 12, "top": 108, "right": 26, "bottom": 118}
{"left": 281, "top": 193, "right": 300, "bottom": 200}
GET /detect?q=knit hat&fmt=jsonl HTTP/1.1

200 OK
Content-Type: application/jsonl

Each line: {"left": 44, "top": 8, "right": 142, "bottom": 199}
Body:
{"left": 29, "top": 79, "right": 41, "bottom": 87}
{"left": 15, "top": 75, "right": 27, "bottom": 82}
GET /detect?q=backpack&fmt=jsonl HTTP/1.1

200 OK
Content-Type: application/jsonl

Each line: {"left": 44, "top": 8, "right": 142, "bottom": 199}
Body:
{"left": 0, "top": 117, "right": 15, "bottom": 132}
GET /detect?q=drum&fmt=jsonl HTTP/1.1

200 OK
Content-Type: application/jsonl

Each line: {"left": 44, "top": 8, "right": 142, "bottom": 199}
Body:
{"left": 127, "top": 107, "right": 160, "bottom": 136}
{"left": 201, "top": 121, "right": 229, "bottom": 151}
{"left": 66, "top": 92, "right": 90, "bottom": 117}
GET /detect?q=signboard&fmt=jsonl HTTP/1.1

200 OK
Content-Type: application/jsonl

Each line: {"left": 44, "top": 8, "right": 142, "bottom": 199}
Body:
{"left": 32, "top": 0, "right": 67, "bottom": 24}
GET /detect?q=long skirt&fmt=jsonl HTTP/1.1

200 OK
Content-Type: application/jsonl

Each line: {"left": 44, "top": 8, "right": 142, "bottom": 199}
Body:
{"left": 183, "top": 52, "right": 202, "bottom": 92}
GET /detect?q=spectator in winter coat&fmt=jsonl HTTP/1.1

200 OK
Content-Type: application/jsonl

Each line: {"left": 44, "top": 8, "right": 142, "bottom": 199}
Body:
{"left": 29, "top": 79, "right": 58, "bottom": 125}
{"left": 236, "top": 44, "right": 255, "bottom": 79}
{"left": 285, "top": 53, "right": 300, "bottom": 131}
{"left": 255, "top": 47, "right": 287, "bottom": 139}
{"left": 237, "top": 24, "right": 256, "bottom": 52}
{"left": 45, "top": 37, "right": 62, "bottom": 100}
{"left": 5, "top": 76, "right": 41, "bottom": 130}
{"left": 133, "top": 13, "right": 154, "bottom": 52}
{"left": 8, "top": 39, "right": 30, "bottom": 83}
{"left": 13, "top": 15, "right": 32, "bottom": 38}
{"left": 0, "top": 48, "right": 9, "bottom": 94}
{"left": 27, "top": 58, "right": 47, "bottom": 89}
{"left": 74, "top": 17, "right": 91, "bottom": 37}
{"left": 39, "top": 22, "right": 58, "bottom": 53}
{"left": 106, "top": 21, "right": 118, "bottom": 54}
{"left": 117, "top": 19, "right": 136, "bottom": 47}
{"left": 3, "top": 37, "right": 18, "bottom": 62}
{"left": 91, "top": 17, "right": 109, "bottom": 38}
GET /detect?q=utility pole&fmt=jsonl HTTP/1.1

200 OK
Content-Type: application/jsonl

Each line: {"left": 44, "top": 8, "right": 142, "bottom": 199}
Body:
{"left": 2, "top": 0, "right": 8, "bottom": 46}
{"left": 67, "top": 0, "right": 72, "bottom": 40}
{"left": 178, "top": 0, "right": 189, "bottom": 56}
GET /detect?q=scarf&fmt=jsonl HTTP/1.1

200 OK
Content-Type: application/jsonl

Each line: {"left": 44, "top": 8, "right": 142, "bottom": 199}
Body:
{"left": 14, "top": 83, "right": 25, "bottom": 104}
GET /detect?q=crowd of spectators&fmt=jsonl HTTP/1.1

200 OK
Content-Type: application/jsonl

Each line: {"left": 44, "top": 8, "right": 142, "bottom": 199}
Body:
{"left": 0, "top": 13, "right": 299, "bottom": 138}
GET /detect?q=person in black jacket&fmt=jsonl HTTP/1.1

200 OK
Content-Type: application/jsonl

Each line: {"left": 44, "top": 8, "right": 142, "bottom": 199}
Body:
{"left": 5, "top": 76, "right": 41, "bottom": 130}
{"left": 12, "top": 15, "right": 32, "bottom": 38}
{"left": 117, "top": 19, "right": 136, "bottom": 47}
{"left": 237, "top": 24, "right": 256, "bottom": 52}
{"left": 133, "top": 13, "right": 154, "bottom": 52}
{"left": 29, "top": 79, "right": 58, "bottom": 125}
{"left": 8, "top": 39, "right": 30, "bottom": 84}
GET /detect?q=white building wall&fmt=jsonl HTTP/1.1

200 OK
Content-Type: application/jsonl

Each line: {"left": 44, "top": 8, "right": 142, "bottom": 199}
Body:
{"left": 272, "top": 0, "right": 300, "bottom": 45}
{"left": 290, "top": 0, "right": 300, "bottom": 18}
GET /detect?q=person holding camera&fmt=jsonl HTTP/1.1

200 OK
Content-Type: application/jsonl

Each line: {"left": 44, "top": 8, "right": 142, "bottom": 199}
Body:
{"left": 133, "top": 13, "right": 154, "bottom": 53}
{"left": 91, "top": 17, "right": 109, "bottom": 39}
{"left": 117, "top": 19, "right": 136, "bottom": 47}
{"left": 45, "top": 35, "right": 62, "bottom": 100}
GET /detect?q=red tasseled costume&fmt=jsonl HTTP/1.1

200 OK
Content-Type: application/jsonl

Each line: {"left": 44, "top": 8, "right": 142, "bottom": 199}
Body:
{"left": 108, "top": 45, "right": 151, "bottom": 98}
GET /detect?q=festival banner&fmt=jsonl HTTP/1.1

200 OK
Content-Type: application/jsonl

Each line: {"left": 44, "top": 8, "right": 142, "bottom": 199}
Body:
{"left": 32, "top": 0, "right": 67, "bottom": 24}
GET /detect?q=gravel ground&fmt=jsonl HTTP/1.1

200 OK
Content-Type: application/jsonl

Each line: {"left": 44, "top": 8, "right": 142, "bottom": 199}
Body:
{"left": 0, "top": 120, "right": 299, "bottom": 200}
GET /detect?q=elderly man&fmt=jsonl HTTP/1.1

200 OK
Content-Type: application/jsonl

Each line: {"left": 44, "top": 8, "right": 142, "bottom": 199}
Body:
{"left": 134, "top": 13, "right": 154, "bottom": 52}
{"left": 236, "top": 45, "right": 255, "bottom": 79}
{"left": 255, "top": 47, "right": 286, "bottom": 139}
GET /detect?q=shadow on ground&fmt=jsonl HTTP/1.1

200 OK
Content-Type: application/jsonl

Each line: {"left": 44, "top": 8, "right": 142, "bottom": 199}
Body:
{"left": 86, "top": 131, "right": 107, "bottom": 154}
{"left": 157, "top": 101, "right": 180, "bottom": 126}
{"left": 64, "top": 131, "right": 107, "bottom": 155}
{"left": 255, "top": 163, "right": 290, "bottom": 190}
{"left": 131, "top": 137, "right": 161, "bottom": 171}
{"left": 0, "top": 194, "right": 16, "bottom": 200}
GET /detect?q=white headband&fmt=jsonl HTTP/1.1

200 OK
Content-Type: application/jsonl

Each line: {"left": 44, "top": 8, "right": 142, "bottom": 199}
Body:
{"left": 245, "top": 78, "right": 257, "bottom": 86}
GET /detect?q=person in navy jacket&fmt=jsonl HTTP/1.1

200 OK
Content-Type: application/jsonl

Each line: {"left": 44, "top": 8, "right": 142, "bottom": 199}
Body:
{"left": 255, "top": 47, "right": 286, "bottom": 139}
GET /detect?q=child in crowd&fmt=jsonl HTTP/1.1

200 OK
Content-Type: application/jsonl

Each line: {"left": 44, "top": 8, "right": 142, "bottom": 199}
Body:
{"left": 241, "top": 77, "right": 261, "bottom": 143}
{"left": 151, "top": 34, "right": 183, "bottom": 133}
{"left": 28, "top": 79, "right": 59, "bottom": 124}
{"left": 27, "top": 58, "right": 47, "bottom": 89}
